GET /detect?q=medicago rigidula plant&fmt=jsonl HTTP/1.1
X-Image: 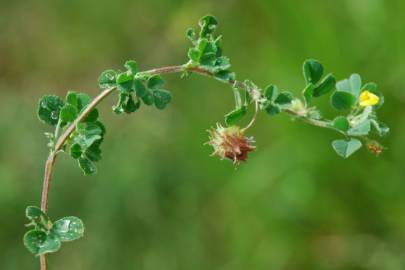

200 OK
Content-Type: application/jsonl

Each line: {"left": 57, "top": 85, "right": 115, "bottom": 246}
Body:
{"left": 24, "top": 15, "right": 389, "bottom": 269}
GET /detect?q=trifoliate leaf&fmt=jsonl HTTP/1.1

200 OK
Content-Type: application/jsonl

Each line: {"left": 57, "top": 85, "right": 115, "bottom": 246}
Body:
{"left": 38, "top": 95, "right": 65, "bottom": 126}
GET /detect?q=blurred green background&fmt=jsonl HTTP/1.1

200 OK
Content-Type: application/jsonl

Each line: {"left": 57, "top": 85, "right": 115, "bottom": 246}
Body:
{"left": 1, "top": 0, "right": 405, "bottom": 269}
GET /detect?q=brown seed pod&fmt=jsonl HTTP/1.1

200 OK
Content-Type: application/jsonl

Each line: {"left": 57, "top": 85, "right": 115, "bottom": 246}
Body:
{"left": 207, "top": 124, "right": 256, "bottom": 164}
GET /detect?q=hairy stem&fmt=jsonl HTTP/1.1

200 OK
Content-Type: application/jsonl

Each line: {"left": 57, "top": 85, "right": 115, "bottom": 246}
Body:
{"left": 38, "top": 64, "right": 341, "bottom": 270}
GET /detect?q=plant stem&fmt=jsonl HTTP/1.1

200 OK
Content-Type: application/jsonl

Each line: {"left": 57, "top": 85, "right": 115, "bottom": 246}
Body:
{"left": 38, "top": 64, "right": 343, "bottom": 270}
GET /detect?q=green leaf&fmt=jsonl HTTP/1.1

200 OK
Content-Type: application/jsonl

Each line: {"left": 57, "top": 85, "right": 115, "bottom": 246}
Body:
{"left": 37, "top": 95, "right": 65, "bottom": 126}
{"left": 113, "top": 92, "right": 140, "bottom": 114}
{"left": 313, "top": 74, "right": 336, "bottom": 97}
{"left": 116, "top": 72, "right": 134, "bottom": 93}
{"left": 134, "top": 79, "right": 147, "bottom": 97}
{"left": 263, "top": 102, "right": 281, "bottom": 116}
{"left": 24, "top": 230, "right": 61, "bottom": 255}
{"left": 215, "top": 56, "right": 231, "bottom": 70}
{"left": 274, "top": 91, "right": 293, "bottom": 105}
{"left": 349, "top": 73, "right": 362, "bottom": 96}
{"left": 70, "top": 143, "right": 82, "bottom": 159}
{"left": 303, "top": 83, "right": 314, "bottom": 103}
{"left": 98, "top": 70, "right": 117, "bottom": 89}
{"left": 336, "top": 74, "right": 362, "bottom": 98}
{"left": 331, "top": 91, "right": 356, "bottom": 110}
{"left": 332, "top": 139, "right": 362, "bottom": 158}
{"left": 66, "top": 91, "right": 91, "bottom": 112}
{"left": 303, "top": 59, "right": 323, "bottom": 85}
{"left": 78, "top": 157, "right": 97, "bottom": 175}
{"left": 263, "top": 85, "right": 279, "bottom": 102}
{"left": 199, "top": 15, "right": 218, "bottom": 37}
{"left": 51, "top": 217, "right": 84, "bottom": 242}
{"left": 63, "top": 91, "right": 98, "bottom": 124}
{"left": 188, "top": 48, "right": 200, "bottom": 62}
{"left": 85, "top": 109, "right": 99, "bottom": 122}
{"left": 85, "top": 141, "right": 103, "bottom": 162}
{"left": 332, "top": 116, "right": 350, "bottom": 132}
{"left": 124, "top": 60, "right": 138, "bottom": 75}
{"left": 25, "top": 206, "right": 52, "bottom": 231}
{"left": 225, "top": 106, "right": 247, "bottom": 125}
{"left": 147, "top": 75, "right": 165, "bottom": 90}
{"left": 348, "top": 120, "right": 371, "bottom": 136}
{"left": 141, "top": 90, "right": 154, "bottom": 105}
{"left": 214, "top": 70, "right": 235, "bottom": 82}
{"left": 336, "top": 79, "right": 351, "bottom": 92}
{"left": 75, "top": 122, "right": 103, "bottom": 148}
{"left": 186, "top": 28, "right": 197, "bottom": 43}
{"left": 362, "top": 82, "right": 378, "bottom": 92}
{"left": 153, "top": 89, "right": 172, "bottom": 109}
{"left": 60, "top": 104, "right": 78, "bottom": 124}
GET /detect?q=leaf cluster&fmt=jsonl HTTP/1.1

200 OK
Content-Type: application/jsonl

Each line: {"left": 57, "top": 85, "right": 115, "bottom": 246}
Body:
{"left": 98, "top": 60, "right": 172, "bottom": 112}
{"left": 186, "top": 15, "right": 235, "bottom": 82}
{"left": 24, "top": 206, "right": 84, "bottom": 256}
{"left": 38, "top": 92, "right": 106, "bottom": 175}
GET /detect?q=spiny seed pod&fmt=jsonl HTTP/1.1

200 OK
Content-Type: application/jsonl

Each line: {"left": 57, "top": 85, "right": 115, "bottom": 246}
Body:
{"left": 207, "top": 124, "right": 256, "bottom": 164}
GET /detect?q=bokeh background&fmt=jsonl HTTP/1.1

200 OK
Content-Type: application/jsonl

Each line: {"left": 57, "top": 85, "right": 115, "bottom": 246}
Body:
{"left": 1, "top": 0, "right": 405, "bottom": 269}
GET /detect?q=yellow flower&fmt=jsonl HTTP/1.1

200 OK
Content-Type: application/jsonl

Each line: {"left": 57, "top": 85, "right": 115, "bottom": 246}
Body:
{"left": 359, "top": 90, "right": 379, "bottom": 107}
